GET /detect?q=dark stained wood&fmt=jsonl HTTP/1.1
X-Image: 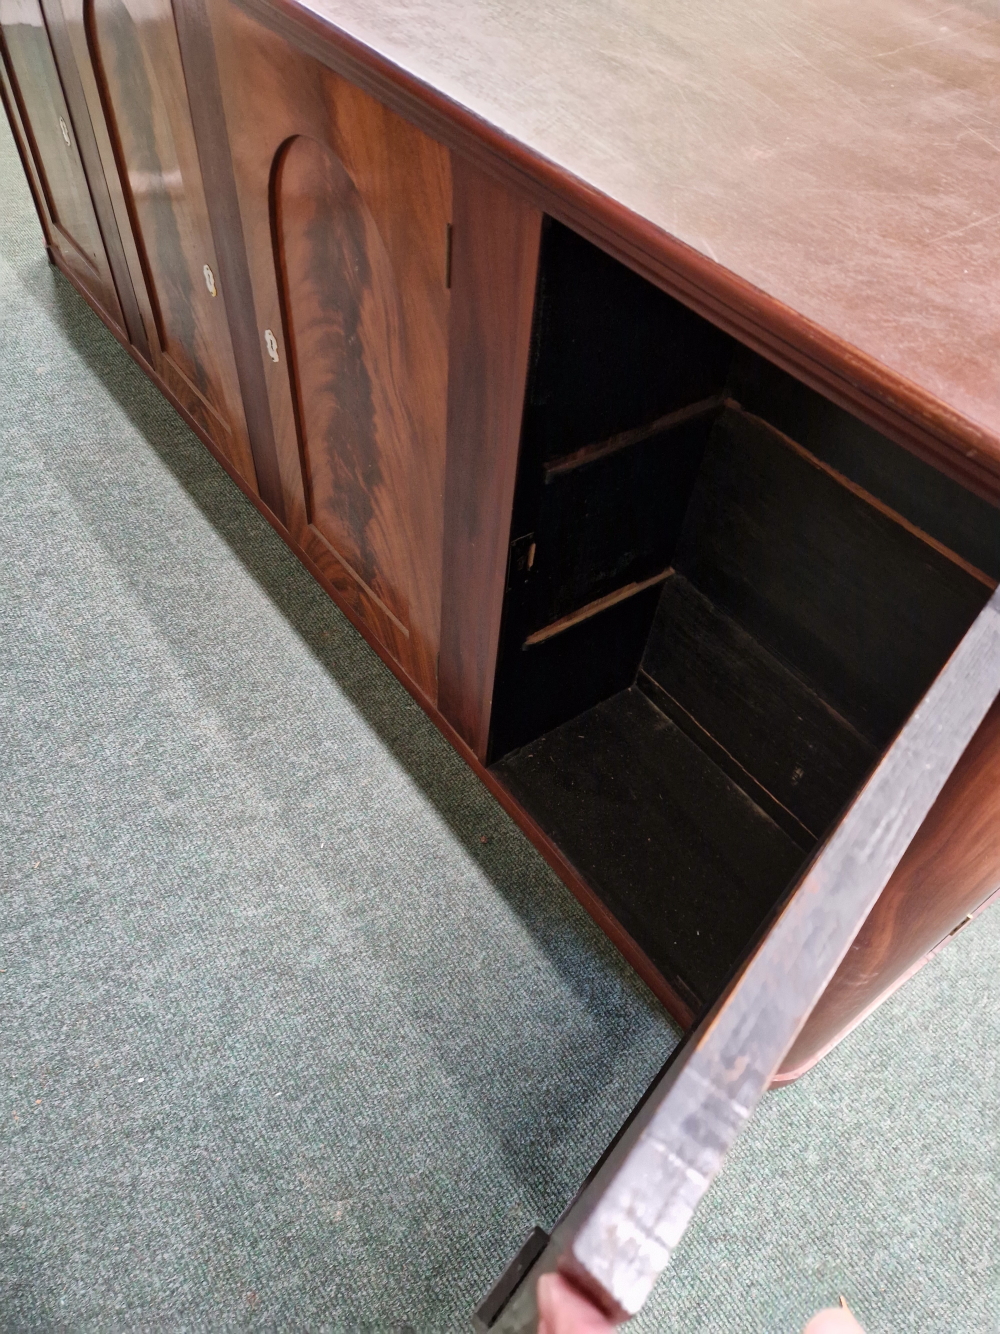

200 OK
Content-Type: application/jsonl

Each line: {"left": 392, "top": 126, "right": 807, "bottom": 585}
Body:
{"left": 777, "top": 692, "right": 1000, "bottom": 1082}
{"left": 490, "top": 582, "right": 667, "bottom": 764}
{"left": 520, "top": 221, "right": 734, "bottom": 470}
{"left": 0, "top": 33, "right": 54, "bottom": 253}
{"left": 676, "top": 406, "right": 993, "bottom": 746}
{"left": 494, "top": 686, "right": 805, "bottom": 1009}
{"left": 492, "top": 582, "right": 1000, "bottom": 1330}
{"left": 523, "top": 568, "right": 672, "bottom": 649}
{"left": 524, "top": 412, "right": 715, "bottom": 635}
{"left": 488, "top": 222, "right": 730, "bottom": 762}
{"left": 437, "top": 156, "right": 542, "bottom": 758}
{"left": 207, "top": 0, "right": 451, "bottom": 696}
{"left": 543, "top": 396, "right": 722, "bottom": 481}
{"left": 0, "top": 0, "right": 123, "bottom": 323}
{"left": 729, "top": 348, "right": 1000, "bottom": 584}
{"left": 30, "top": 0, "right": 147, "bottom": 351}
{"left": 227, "top": 0, "right": 1000, "bottom": 508}
{"left": 171, "top": 0, "right": 286, "bottom": 519}
{"left": 639, "top": 574, "right": 877, "bottom": 848}
{"left": 81, "top": 0, "right": 257, "bottom": 483}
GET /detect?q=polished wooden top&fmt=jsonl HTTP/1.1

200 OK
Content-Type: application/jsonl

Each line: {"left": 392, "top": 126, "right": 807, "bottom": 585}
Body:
{"left": 241, "top": 0, "right": 1000, "bottom": 486}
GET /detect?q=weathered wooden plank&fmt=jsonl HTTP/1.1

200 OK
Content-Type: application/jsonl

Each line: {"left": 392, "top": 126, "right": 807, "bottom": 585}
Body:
{"left": 640, "top": 574, "right": 877, "bottom": 846}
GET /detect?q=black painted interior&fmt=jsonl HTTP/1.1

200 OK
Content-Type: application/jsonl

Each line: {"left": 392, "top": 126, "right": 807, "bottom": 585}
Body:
{"left": 490, "top": 218, "right": 998, "bottom": 1010}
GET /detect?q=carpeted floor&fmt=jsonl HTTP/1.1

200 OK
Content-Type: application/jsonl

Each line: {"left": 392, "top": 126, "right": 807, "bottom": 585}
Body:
{"left": 1, "top": 111, "right": 997, "bottom": 1333}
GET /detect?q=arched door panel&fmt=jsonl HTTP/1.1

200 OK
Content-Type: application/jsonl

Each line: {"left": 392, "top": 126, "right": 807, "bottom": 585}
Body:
{"left": 274, "top": 134, "right": 414, "bottom": 633}
{"left": 209, "top": 0, "right": 451, "bottom": 695}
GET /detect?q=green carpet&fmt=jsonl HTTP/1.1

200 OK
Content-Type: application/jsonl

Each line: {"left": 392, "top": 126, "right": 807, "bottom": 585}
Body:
{"left": 1, "top": 111, "right": 997, "bottom": 1333}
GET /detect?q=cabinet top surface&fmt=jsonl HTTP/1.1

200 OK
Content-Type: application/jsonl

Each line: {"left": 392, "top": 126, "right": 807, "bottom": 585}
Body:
{"left": 264, "top": 0, "right": 1000, "bottom": 453}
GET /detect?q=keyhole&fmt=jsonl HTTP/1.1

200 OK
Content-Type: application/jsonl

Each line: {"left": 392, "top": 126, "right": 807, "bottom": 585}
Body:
{"left": 202, "top": 263, "right": 217, "bottom": 297}
{"left": 264, "top": 328, "right": 279, "bottom": 363}
{"left": 58, "top": 116, "right": 70, "bottom": 147}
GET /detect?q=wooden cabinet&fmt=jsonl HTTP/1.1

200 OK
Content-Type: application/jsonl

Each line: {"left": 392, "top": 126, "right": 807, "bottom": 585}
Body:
{"left": 5, "top": 0, "right": 1000, "bottom": 1323}
{"left": 0, "top": 0, "right": 122, "bottom": 323}
{"left": 207, "top": 0, "right": 451, "bottom": 696}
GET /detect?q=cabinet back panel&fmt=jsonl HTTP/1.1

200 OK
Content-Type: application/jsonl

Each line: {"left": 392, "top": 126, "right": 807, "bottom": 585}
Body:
{"left": 519, "top": 219, "right": 733, "bottom": 467}
{"left": 729, "top": 347, "right": 1000, "bottom": 582}
{"left": 639, "top": 575, "right": 876, "bottom": 846}
{"left": 525, "top": 413, "right": 714, "bottom": 632}
{"left": 675, "top": 407, "right": 992, "bottom": 746}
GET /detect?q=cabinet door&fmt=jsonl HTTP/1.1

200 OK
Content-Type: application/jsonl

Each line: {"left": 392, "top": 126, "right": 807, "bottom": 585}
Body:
{"left": 76, "top": 0, "right": 256, "bottom": 484}
{"left": 0, "top": 0, "right": 122, "bottom": 324}
{"left": 207, "top": 0, "right": 451, "bottom": 698}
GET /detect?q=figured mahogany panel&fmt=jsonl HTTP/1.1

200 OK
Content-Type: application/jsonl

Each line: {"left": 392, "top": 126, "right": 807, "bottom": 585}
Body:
{"left": 0, "top": 0, "right": 121, "bottom": 320}
{"left": 209, "top": 0, "right": 450, "bottom": 696}
{"left": 274, "top": 134, "right": 413, "bottom": 632}
{"left": 83, "top": 0, "right": 256, "bottom": 483}
{"left": 776, "top": 693, "right": 1000, "bottom": 1082}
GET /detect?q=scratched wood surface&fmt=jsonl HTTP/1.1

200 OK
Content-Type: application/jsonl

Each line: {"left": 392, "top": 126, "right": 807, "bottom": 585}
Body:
{"left": 81, "top": 0, "right": 256, "bottom": 481}
{"left": 235, "top": 0, "right": 1000, "bottom": 501}
{"left": 207, "top": 0, "right": 451, "bottom": 696}
{"left": 778, "top": 691, "right": 1000, "bottom": 1080}
{"left": 0, "top": 0, "right": 122, "bottom": 321}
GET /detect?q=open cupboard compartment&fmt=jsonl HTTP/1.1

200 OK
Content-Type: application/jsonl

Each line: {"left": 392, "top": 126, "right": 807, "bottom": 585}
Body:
{"left": 488, "top": 219, "right": 1000, "bottom": 1020}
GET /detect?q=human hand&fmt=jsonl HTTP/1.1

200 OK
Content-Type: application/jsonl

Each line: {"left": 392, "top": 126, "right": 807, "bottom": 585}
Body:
{"left": 803, "top": 1306, "right": 864, "bottom": 1333}
{"left": 536, "top": 1270, "right": 866, "bottom": 1334}
{"left": 537, "top": 1273, "right": 614, "bottom": 1334}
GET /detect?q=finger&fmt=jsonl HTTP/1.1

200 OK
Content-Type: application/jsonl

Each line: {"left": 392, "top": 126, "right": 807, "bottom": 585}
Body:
{"left": 537, "top": 1273, "right": 616, "bottom": 1333}
{"left": 803, "top": 1307, "right": 865, "bottom": 1334}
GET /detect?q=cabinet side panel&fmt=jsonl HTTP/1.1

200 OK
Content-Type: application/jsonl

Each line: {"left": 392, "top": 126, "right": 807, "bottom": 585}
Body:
{"left": 777, "top": 693, "right": 1000, "bottom": 1079}
{"left": 438, "top": 156, "right": 541, "bottom": 758}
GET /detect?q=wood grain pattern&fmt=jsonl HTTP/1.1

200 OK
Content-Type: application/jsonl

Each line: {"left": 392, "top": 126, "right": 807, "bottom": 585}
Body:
{"left": 640, "top": 574, "right": 877, "bottom": 848}
{"left": 492, "top": 582, "right": 1000, "bottom": 1329}
{"left": 208, "top": 0, "right": 451, "bottom": 695}
{"left": 274, "top": 133, "right": 415, "bottom": 632}
{"left": 0, "top": 0, "right": 122, "bottom": 321}
{"left": 227, "top": 0, "right": 1000, "bottom": 510}
{"left": 676, "top": 406, "right": 993, "bottom": 746}
{"left": 437, "top": 156, "right": 541, "bottom": 758}
{"left": 776, "top": 692, "right": 1000, "bottom": 1082}
{"left": 171, "top": 0, "right": 286, "bottom": 517}
{"left": 83, "top": 0, "right": 257, "bottom": 482}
